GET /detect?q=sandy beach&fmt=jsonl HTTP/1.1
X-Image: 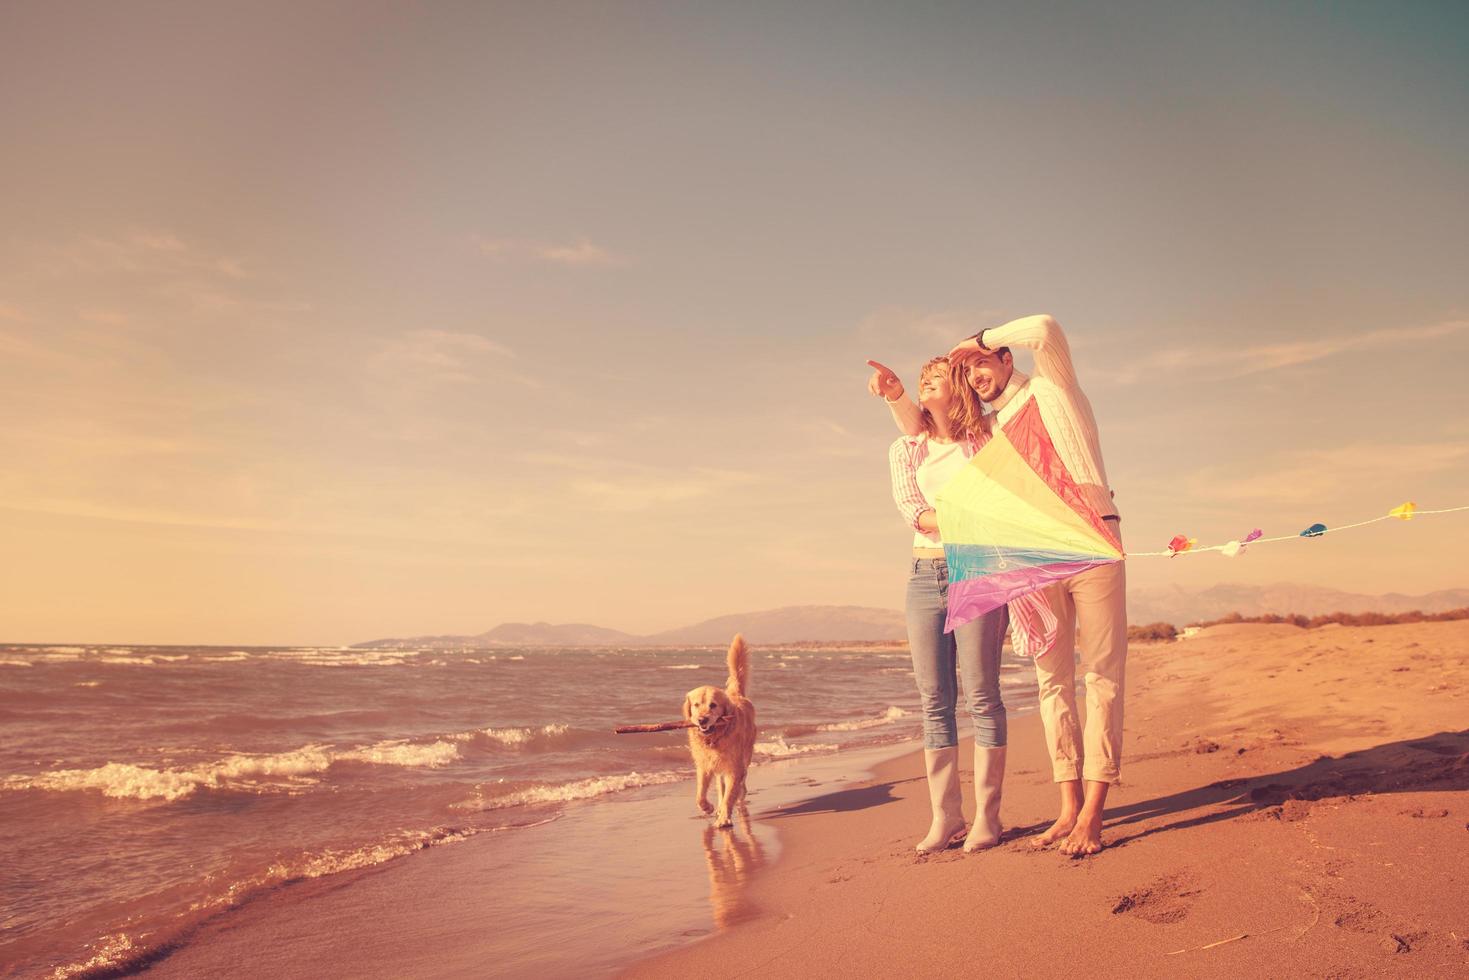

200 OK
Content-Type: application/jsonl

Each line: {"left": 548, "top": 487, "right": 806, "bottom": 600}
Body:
{"left": 111, "top": 619, "right": 1468, "bottom": 979}
{"left": 629, "top": 619, "right": 1469, "bottom": 979}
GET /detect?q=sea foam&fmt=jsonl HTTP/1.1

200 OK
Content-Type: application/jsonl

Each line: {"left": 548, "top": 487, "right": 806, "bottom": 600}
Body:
{"left": 50, "top": 931, "right": 138, "bottom": 980}
{"left": 754, "top": 736, "right": 840, "bottom": 759}
{"left": 339, "top": 740, "right": 460, "bottom": 768}
{"left": 471, "top": 724, "right": 571, "bottom": 748}
{"left": 466, "top": 770, "right": 685, "bottom": 810}
{"left": 816, "top": 705, "right": 909, "bottom": 732}
{"left": 4, "top": 739, "right": 463, "bottom": 802}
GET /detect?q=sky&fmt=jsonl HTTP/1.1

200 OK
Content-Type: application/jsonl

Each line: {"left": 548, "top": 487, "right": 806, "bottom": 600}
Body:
{"left": 2, "top": 1, "right": 1466, "bottom": 645}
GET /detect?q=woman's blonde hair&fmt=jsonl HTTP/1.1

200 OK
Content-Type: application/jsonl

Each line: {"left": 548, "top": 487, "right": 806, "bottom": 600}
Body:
{"left": 917, "top": 356, "right": 991, "bottom": 441}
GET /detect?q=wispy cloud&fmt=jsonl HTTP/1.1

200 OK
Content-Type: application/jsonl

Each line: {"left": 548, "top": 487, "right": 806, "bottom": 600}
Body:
{"left": 804, "top": 418, "right": 852, "bottom": 439}
{"left": 0, "top": 424, "right": 208, "bottom": 459}
{"left": 571, "top": 476, "right": 720, "bottom": 511}
{"left": 0, "top": 328, "right": 84, "bottom": 365}
{"left": 370, "top": 329, "right": 513, "bottom": 384}
{"left": 521, "top": 451, "right": 597, "bottom": 470}
{"left": 473, "top": 235, "right": 624, "bottom": 267}
{"left": 856, "top": 307, "right": 1006, "bottom": 349}
{"left": 6, "top": 231, "right": 311, "bottom": 327}
{"left": 798, "top": 417, "right": 867, "bottom": 457}
{"left": 1109, "top": 319, "right": 1469, "bottom": 385}
{"left": 0, "top": 497, "right": 295, "bottom": 533}
{"left": 78, "top": 308, "right": 133, "bottom": 326}
{"left": 567, "top": 466, "right": 760, "bottom": 512}
{"left": 537, "top": 239, "right": 619, "bottom": 266}
{"left": 1179, "top": 439, "right": 1469, "bottom": 506}
{"left": 33, "top": 230, "right": 251, "bottom": 280}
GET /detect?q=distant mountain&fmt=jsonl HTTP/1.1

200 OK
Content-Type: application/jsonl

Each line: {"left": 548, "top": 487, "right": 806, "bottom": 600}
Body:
{"left": 356, "top": 621, "right": 638, "bottom": 649}
{"left": 355, "top": 587, "right": 1469, "bottom": 648}
{"left": 1128, "top": 584, "right": 1469, "bottom": 626}
{"left": 353, "top": 605, "right": 905, "bottom": 649}
{"left": 475, "top": 622, "right": 640, "bottom": 646}
{"left": 645, "top": 605, "right": 907, "bottom": 645}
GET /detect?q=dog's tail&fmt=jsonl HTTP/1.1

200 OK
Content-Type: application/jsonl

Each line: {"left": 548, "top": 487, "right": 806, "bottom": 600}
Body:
{"left": 725, "top": 633, "right": 749, "bottom": 699}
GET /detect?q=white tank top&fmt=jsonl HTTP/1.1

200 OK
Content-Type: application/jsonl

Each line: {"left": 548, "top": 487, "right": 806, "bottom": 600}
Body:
{"left": 913, "top": 438, "right": 970, "bottom": 548}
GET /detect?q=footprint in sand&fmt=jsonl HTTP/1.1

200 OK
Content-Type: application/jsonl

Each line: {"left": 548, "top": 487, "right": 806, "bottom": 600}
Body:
{"left": 1331, "top": 902, "right": 1388, "bottom": 937}
{"left": 1110, "top": 872, "right": 1202, "bottom": 925}
{"left": 1331, "top": 901, "right": 1432, "bottom": 956}
{"left": 1400, "top": 807, "right": 1450, "bottom": 819}
{"left": 1248, "top": 799, "right": 1315, "bottom": 822}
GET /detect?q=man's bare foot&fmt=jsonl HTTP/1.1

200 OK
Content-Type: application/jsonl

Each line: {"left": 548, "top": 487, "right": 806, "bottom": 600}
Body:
{"left": 1032, "top": 779, "right": 1084, "bottom": 848}
{"left": 1058, "top": 808, "right": 1104, "bottom": 856}
{"left": 1031, "top": 812, "right": 1077, "bottom": 848}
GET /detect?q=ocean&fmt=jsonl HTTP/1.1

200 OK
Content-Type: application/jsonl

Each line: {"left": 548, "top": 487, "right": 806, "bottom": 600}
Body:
{"left": 0, "top": 641, "right": 1038, "bottom": 977}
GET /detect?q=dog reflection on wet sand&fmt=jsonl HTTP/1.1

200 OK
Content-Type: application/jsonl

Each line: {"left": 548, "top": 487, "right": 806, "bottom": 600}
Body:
{"left": 702, "top": 809, "right": 767, "bottom": 929}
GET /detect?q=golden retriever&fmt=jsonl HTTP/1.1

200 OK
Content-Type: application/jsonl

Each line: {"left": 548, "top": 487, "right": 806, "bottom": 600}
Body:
{"left": 683, "top": 634, "right": 756, "bottom": 828}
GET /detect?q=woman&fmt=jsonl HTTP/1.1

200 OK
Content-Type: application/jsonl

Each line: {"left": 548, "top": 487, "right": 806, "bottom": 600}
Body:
{"left": 874, "top": 355, "right": 1009, "bottom": 854}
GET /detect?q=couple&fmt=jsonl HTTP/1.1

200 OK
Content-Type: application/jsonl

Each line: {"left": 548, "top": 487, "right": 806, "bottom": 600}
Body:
{"left": 869, "top": 314, "right": 1127, "bottom": 858}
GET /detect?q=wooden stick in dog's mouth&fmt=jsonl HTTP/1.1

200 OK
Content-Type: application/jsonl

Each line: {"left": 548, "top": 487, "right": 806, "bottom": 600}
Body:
{"left": 613, "top": 721, "right": 697, "bottom": 734}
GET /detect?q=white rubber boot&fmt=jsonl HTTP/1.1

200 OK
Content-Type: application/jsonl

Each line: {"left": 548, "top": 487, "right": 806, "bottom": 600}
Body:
{"left": 964, "top": 744, "right": 1006, "bottom": 852}
{"left": 916, "top": 747, "right": 965, "bottom": 853}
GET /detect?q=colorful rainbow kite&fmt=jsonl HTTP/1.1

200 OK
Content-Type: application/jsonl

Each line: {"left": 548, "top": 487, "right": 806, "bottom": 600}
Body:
{"left": 934, "top": 399, "right": 1122, "bottom": 632}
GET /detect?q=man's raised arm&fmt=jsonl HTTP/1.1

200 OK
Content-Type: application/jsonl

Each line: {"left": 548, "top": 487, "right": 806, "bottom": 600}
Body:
{"left": 951, "top": 314, "right": 1077, "bottom": 388}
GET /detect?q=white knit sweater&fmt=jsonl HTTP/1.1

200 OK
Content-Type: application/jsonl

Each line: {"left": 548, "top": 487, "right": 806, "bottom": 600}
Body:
{"left": 980, "top": 316, "right": 1119, "bottom": 521}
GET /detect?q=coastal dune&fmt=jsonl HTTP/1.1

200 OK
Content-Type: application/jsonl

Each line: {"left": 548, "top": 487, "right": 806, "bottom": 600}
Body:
{"left": 629, "top": 620, "right": 1469, "bottom": 979}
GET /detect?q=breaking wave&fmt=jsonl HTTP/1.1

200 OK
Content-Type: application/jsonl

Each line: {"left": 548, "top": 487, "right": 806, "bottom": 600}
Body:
{"left": 263, "top": 649, "right": 413, "bottom": 667}
{"left": 338, "top": 740, "right": 460, "bottom": 768}
{"left": 3, "top": 739, "right": 462, "bottom": 802}
{"left": 467, "top": 723, "right": 572, "bottom": 748}
{"left": 460, "top": 770, "right": 686, "bottom": 811}
{"left": 816, "top": 705, "right": 909, "bottom": 732}
{"left": 754, "top": 736, "right": 840, "bottom": 759}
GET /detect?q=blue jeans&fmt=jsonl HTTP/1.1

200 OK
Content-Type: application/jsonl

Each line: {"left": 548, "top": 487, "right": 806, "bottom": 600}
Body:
{"left": 906, "top": 558, "right": 1009, "bottom": 750}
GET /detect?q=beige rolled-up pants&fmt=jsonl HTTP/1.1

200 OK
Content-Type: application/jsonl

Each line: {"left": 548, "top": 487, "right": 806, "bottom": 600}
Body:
{"left": 1032, "top": 556, "right": 1128, "bottom": 784}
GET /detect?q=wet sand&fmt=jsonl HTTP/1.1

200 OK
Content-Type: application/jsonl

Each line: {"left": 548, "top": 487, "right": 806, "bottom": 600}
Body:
{"left": 129, "top": 621, "right": 1469, "bottom": 979}
{"left": 129, "top": 743, "right": 916, "bottom": 979}
{"left": 627, "top": 620, "right": 1469, "bottom": 979}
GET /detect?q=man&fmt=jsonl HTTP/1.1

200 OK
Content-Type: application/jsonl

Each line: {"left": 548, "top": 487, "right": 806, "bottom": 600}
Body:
{"left": 870, "top": 314, "right": 1126, "bottom": 856}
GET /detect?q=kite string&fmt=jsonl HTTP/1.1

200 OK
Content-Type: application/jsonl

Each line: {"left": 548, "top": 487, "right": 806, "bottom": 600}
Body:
{"left": 1125, "top": 504, "right": 1468, "bottom": 558}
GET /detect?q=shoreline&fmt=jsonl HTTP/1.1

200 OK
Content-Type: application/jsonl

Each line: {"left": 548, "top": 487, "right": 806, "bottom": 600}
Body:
{"left": 1, "top": 642, "right": 939, "bottom": 979}
{"left": 113, "top": 732, "right": 935, "bottom": 979}
{"left": 48, "top": 621, "right": 1469, "bottom": 978}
